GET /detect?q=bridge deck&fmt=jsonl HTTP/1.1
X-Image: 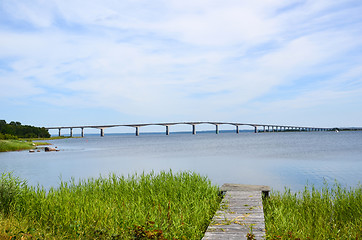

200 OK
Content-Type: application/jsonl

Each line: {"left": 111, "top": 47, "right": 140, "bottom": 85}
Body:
{"left": 202, "top": 184, "right": 270, "bottom": 240}
{"left": 45, "top": 121, "right": 334, "bottom": 137}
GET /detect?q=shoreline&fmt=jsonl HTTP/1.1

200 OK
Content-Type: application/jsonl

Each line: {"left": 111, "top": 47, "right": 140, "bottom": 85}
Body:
{"left": 0, "top": 140, "right": 52, "bottom": 152}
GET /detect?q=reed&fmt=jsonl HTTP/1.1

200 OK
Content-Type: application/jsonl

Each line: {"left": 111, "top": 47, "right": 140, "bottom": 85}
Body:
{"left": 263, "top": 183, "right": 362, "bottom": 239}
{"left": 0, "top": 171, "right": 221, "bottom": 239}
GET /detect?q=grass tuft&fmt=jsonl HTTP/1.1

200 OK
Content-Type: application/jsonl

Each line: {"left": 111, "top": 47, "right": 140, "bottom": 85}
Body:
{"left": 0, "top": 171, "right": 221, "bottom": 239}
{"left": 263, "top": 182, "right": 362, "bottom": 239}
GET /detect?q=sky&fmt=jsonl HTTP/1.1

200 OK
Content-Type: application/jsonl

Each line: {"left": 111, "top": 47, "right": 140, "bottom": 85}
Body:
{"left": 1, "top": 0, "right": 362, "bottom": 132}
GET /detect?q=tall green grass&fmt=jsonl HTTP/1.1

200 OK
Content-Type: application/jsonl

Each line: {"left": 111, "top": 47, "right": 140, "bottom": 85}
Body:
{"left": 0, "top": 171, "right": 221, "bottom": 239}
{"left": 0, "top": 140, "right": 34, "bottom": 152}
{"left": 263, "top": 183, "right": 362, "bottom": 239}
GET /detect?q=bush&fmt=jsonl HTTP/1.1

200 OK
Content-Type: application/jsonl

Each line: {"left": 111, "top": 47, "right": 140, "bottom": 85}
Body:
{"left": 0, "top": 133, "right": 18, "bottom": 140}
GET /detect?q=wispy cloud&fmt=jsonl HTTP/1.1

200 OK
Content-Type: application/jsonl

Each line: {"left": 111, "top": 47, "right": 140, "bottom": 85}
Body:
{"left": 1, "top": 0, "right": 361, "bottom": 126}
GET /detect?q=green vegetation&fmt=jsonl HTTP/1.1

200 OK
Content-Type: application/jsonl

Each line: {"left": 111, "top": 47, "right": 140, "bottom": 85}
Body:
{"left": 0, "top": 120, "right": 50, "bottom": 139}
{"left": 263, "top": 183, "right": 362, "bottom": 239}
{"left": 0, "top": 120, "right": 51, "bottom": 152}
{"left": 0, "top": 171, "right": 221, "bottom": 239}
{"left": 0, "top": 140, "right": 50, "bottom": 152}
{"left": 0, "top": 140, "right": 35, "bottom": 152}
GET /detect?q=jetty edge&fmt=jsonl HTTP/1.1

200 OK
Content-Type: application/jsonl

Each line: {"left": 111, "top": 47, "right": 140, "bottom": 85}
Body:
{"left": 203, "top": 183, "right": 270, "bottom": 240}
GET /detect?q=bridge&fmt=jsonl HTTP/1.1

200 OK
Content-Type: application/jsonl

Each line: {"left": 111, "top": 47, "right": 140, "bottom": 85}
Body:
{"left": 45, "top": 121, "right": 335, "bottom": 137}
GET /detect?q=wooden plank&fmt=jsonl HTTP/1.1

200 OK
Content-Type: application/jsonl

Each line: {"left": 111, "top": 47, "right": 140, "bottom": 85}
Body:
{"left": 202, "top": 184, "right": 269, "bottom": 240}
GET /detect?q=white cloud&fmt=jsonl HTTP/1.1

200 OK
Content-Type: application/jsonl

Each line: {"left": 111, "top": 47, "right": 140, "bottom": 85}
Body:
{"left": 1, "top": 0, "right": 362, "bottom": 125}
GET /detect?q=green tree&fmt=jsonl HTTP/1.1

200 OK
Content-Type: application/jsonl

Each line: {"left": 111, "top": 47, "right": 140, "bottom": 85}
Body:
{"left": 0, "top": 120, "right": 50, "bottom": 138}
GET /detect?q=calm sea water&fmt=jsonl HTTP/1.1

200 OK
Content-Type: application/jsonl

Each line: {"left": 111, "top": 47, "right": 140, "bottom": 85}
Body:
{"left": 0, "top": 131, "right": 361, "bottom": 191}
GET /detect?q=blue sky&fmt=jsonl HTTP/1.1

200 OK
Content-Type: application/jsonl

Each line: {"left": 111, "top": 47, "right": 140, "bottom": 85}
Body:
{"left": 1, "top": 0, "right": 362, "bottom": 131}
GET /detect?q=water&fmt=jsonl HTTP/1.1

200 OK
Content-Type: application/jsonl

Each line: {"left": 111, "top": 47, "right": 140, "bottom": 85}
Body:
{"left": 1, "top": 131, "right": 361, "bottom": 191}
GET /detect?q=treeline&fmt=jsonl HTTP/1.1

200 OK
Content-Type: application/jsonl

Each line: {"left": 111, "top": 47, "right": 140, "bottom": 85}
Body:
{"left": 0, "top": 120, "right": 50, "bottom": 139}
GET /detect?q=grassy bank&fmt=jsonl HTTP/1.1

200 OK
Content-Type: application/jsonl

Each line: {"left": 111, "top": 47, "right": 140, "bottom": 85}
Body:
{"left": 263, "top": 183, "right": 362, "bottom": 239}
{"left": 0, "top": 140, "right": 35, "bottom": 152}
{"left": 0, "top": 171, "right": 221, "bottom": 239}
{"left": 0, "top": 140, "right": 51, "bottom": 152}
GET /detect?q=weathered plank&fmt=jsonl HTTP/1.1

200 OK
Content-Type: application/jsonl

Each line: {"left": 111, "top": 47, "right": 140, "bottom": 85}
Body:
{"left": 202, "top": 184, "right": 270, "bottom": 240}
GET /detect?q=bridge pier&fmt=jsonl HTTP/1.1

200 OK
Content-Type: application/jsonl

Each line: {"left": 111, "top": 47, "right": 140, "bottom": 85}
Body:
{"left": 263, "top": 126, "right": 266, "bottom": 132}
{"left": 81, "top": 128, "right": 84, "bottom": 137}
{"left": 100, "top": 128, "right": 104, "bottom": 137}
{"left": 215, "top": 124, "right": 219, "bottom": 134}
{"left": 58, "top": 128, "right": 61, "bottom": 137}
{"left": 70, "top": 128, "right": 73, "bottom": 137}
{"left": 166, "top": 126, "right": 169, "bottom": 135}
{"left": 254, "top": 126, "right": 258, "bottom": 133}
{"left": 135, "top": 127, "right": 139, "bottom": 136}
{"left": 236, "top": 125, "right": 239, "bottom": 134}
{"left": 192, "top": 124, "right": 196, "bottom": 135}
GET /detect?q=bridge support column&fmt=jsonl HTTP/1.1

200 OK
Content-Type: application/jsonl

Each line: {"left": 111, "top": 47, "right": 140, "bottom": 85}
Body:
{"left": 268, "top": 126, "right": 270, "bottom": 132}
{"left": 58, "top": 128, "right": 61, "bottom": 137}
{"left": 263, "top": 126, "right": 266, "bottom": 132}
{"left": 254, "top": 126, "right": 258, "bottom": 133}
{"left": 135, "top": 127, "right": 139, "bottom": 136}
{"left": 192, "top": 125, "right": 196, "bottom": 135}
{"left": 236, "top": 125, "right": 239, "bottom": 134}
{"left": 100, "top": 128, "right": 104, "bottom": 137}
{"left": 81, "top": 128, "right": 84, "bottom": 137}
{"left": 166, "top": 126, "right": 169, "bottom": 135}
{"left": 70, "top": 128, "right": 73, "bottom": 137}
{"left": 215, "top": 124, "right": 219, "bottom": 134}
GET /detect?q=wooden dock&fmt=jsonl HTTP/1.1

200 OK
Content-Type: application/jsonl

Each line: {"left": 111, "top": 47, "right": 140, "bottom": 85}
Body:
{"left": 202, "top": 184, "right": 270, "bottom": 240}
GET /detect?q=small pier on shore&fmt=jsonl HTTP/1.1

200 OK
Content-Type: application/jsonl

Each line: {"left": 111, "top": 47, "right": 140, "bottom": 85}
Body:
{"left": 203, "top": 184, "right": 270, "bottom": 240}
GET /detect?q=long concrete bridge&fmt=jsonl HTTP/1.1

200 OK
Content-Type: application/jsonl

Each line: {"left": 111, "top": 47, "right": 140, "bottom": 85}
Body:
{"left": 45, "top": 121, "right": 335, "bottom": 137}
